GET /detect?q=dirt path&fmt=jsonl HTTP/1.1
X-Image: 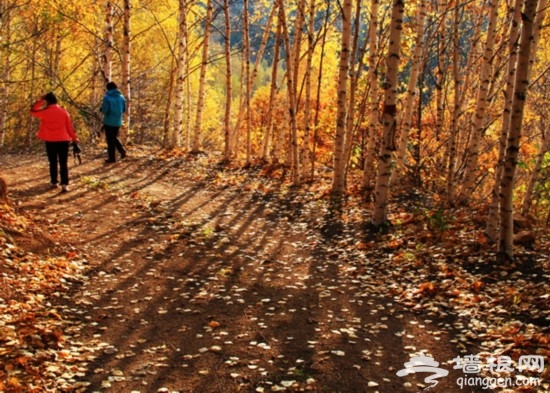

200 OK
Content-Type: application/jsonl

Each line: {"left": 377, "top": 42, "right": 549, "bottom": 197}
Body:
{"left": 1, "top": 148, "right": 547, "bottom": 392}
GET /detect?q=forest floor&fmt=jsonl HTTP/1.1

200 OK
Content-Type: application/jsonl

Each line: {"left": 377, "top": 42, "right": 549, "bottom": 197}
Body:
{"left": 0, "top": 145, "right": 549, "bottom": 393}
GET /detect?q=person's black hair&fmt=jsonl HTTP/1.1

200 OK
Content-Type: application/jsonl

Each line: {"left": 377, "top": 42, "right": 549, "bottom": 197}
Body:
{"left": 43, "top": 92, "right": 57, "bottom": 105}
{"left": 106, "top": 82, "right": 118, "bottom": 90}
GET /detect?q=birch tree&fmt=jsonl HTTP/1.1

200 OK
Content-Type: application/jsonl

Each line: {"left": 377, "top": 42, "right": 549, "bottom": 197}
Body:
{"left": 191, "top": 0, "right": 213, "bottom": 154}
{"left": 434, "top": 1, "right": 449, "bottom": 151}
{"left": 0, "top": 2, "right": 12, "bottom": 147}
{"left": 261, "top": 7, "right": 282, "bottom": 162}
{"left": 311, "top": 3, "right": 331, "bottom": 179}
{"left": 103, "top": 1, "right": 114, "bottom": 83}
{"left": 301, "top": 0, "right": 316, "bottom": 178}
{"left": 522, "top": 123, "right": 549, "bottom": 215}
{"left": 121, "top": 0, "right": 131, "bottom": 142}
{"left": 459, "top": 0, "right": 501, "bottom": 204}
{"left": 361, "top": 0, "right": 380, "bottom": 193}
{"left": 498, "top": 0, "right": 541, "bottom": 262}
{"left": 446, "top": 4, "right": 483, "bottom": 203}
{"left": 393, "top": 0, "right": 427, "bottom": 185}
{"left": 372, "top": 0, "right": 405, "bottom": 226}
{"left": 277, "top": 0, "right": 301, "bottom": 186}
{"left": 330, "top": 0, "right": 353, "bottom": 195}
{"left": 243, "top": 0, "right": 252, "bottom": 163}
{"left": 222, "top": 0, "right": 233, "bottom": 162}
{"left": 172, "top": 0, "right": 188, "bottom": 148}
{"left": 485, "top": 0, "right": 524, "bottom": 241}
{"left": 342, "top": 0, "right": 367, "bottom": 183}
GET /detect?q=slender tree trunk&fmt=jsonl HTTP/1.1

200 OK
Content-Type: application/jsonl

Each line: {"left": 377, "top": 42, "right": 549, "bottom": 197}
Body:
{"left": 243, "top": 0, "right": 252, "bottom": 163}
{"left": 301, "top": 0, "right": 316, "bottom": 179}
{"left": 251, "top": 3, "right": 276, "bottom": 161}
{"left": 222, "top": 0, "right": 233, "bottom": 161}
{"left": 459, "top": 0, "right": 501, "bottom": 204}
{"left": 163, "top": 61, "right": 176, "bottom": 147}
{"left": 498, "top": 0, "right": 541, "bottom": 262}
{"left": 262, "top": 11, "right": 282, "bottom": 162}
{"left": 393, "top": 0, "right": 427, "bottom": 185}
{"left": 192, "top": 0, "right": 213, "bottom": 154}
{"left": 172, "top": 0, "right": 188, "bottom": 148}
{"left": 372, "top": 0, "right": 405, "bottom": 226}
{"left": 342, "top": 0, "right": 366, "bottom": 183}
{"left": 522, "top": 125, "right": 549, "bottom": 214}
{"left": 486, "top": 0, "right": 524, "bottom": 241}
{"left": 277, "top": 0, "right": 301, "bottom": 186}
{"left": 121, "top": 0, "right": 131, "bottom": 143}
{"left": 330, "top": 0, "right": 353, "bottom": 195}
{"left": 291, "top": 0, "right": 307, "bottom": 174}
{"left": 252, "top": 5, "right": 276, "bottom": 87}
{"left": 311, "top": 3, "right": 330, "bottom": 180}
{"left": 0, "top": 5, "right": 11, "bottom": 147}
{"left": 361, "top": 0, "right": 379, "bottom": 194}
{"left": 103, "top": 1, "right": 114, "bottom": 83}
{"left": 446, "top": 3, "right": 482, "bottom": 203}
{"left": 435, "top": 1, "right": 448, "bottom": 149}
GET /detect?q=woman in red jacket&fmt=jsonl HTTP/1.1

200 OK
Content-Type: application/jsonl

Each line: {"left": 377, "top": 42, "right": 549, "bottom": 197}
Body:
{"left": 31, "top": 92, "right": 79, "bottom": 192}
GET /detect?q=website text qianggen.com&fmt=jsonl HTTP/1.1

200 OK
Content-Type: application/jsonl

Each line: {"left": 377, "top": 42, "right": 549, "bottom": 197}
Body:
{"left": 457, "top": 375, "right": 541, "bottom": 390}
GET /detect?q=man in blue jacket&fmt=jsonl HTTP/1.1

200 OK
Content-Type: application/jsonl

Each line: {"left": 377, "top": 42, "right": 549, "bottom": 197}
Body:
{"left": 101, "top": 81, "right": 127, "bottom": 163}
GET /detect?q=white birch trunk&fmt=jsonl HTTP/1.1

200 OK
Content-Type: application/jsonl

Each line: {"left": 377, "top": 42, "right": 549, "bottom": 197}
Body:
{"left": 330, "top": 0, "right": 353, "bottom": 195}
{"left": 521, "top": 126, "right": 549, "bottom": 214}
{"left": 393, "top": 0, "right": 427, "bottom": 185}
{"left": 173, "top": 0, "right": 188, "bottom": 148}
{"left": 222, "top": 0, "right": 233, "bottom": 161}
{"left": 192, "top": 0, "right": 213, "bottom": 154}
{"left": 301, "top": 0, "right": 316, "bottom": 178}
{"left": 361, "top": 0, "right": 379, "bottom": 193}
{"left": 498, "top": 0, "right": 541, "bottom": 262}
{"left": 460, "top": 0, "right": 501, "bottom": 204}
{"left": 261, "top": 11, "right": 282, "bottom": 162}
{"left": 372, "top": 0, "right": 405, "bottom": 226}
{"left": 0, "top": 5, "right": 11, "bottom": 147}
{"left": 121, "top": 0, "right": 131, "bottom": 142}
{"left": 244, "top": 0, "right": 252, "bottom": 164}
{"left": 277, "top": 0, "right": 301, "bottom": 186}
{"left": 485, "top": 0, "right": 524, "bottom": 241}
{"left": 103, "top": 1, "right": 113, "bottom": 83}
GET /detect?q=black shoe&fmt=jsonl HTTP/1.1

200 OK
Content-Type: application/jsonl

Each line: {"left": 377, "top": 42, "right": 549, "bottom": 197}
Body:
{"left": 120, "top": 152, "right": 127, "bottom": 159}
{"left": 105, "top": 159, "right": 116, "bottom": 164}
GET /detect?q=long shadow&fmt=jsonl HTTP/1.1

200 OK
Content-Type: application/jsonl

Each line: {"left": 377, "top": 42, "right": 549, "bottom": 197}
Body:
{"left": 2, "top": 153, "right": 492, "bottom": 392}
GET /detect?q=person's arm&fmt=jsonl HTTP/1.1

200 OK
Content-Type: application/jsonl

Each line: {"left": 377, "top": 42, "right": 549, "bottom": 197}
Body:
{"left": 30, "top": 97, "right": 46, "bottom": 117}
{"left": 100, "top": 96, "right": 109, "bottom": 115}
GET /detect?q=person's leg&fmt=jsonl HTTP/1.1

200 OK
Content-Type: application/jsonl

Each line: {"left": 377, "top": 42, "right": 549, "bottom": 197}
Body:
{"left": 104, "top": 125, "right": 117, "bottom": 162}
{"left": 58, "top": 141, "right": 70, "bottom": 186}
{"left": 113, "top": 126, "right": 127, "bottom": 158}
{"left": 45, "top": 142, "right": 59, "bottom": 186}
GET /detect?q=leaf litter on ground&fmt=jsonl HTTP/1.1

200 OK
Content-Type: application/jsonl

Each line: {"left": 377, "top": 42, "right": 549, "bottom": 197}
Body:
{"left": 0, "top": 147, "right": 548, "bottom": 392}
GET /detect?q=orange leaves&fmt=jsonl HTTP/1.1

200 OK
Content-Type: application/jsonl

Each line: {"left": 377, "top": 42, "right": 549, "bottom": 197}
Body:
{"left": 471, "top": 281, "right": 484, "bottom": 293}
{"left": 416, "top": 281, "right": 438, "bottom": 296}
{"left": 208, "top": 320, "right": 221, "bottom": 329}
{"left": 386, "top": 238, "right": 404, "bottom": 250}
{"left": 0, "top": 202, "right": 88, "bottom": 392}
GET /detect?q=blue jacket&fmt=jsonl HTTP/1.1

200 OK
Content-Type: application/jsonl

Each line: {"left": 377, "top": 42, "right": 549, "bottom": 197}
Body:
{"left": 101, "top": 89, "right": 126, "bottom": 127}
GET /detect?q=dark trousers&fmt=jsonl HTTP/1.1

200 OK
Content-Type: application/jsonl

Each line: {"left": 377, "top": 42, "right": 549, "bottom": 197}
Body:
{"left": 45, "top": 141, "right": 70, "bottom": 185}
{"left": 104, "top": 125, "right": 126, "bottom": 161}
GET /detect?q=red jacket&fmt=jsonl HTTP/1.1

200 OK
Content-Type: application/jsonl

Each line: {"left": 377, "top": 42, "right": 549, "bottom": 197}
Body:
{"left": 31, "top": 98, "right": 78, "bottom": 142}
